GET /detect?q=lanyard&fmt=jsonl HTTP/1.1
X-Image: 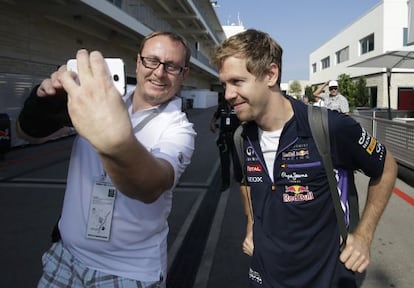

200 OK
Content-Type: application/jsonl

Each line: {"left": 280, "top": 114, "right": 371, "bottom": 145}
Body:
{"left": 125, "top": 92, "right": 168, "bottom": 133}
{"left": 100, "top": 93, "right": 168, "bottom": 178}
{"left": 132, "top": 103, "right": 167, "bottom": 133}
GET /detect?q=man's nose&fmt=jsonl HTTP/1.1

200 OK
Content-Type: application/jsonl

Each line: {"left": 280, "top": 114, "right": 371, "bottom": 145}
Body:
{"left": 225, "top": 88, "right": 237, "bottom": 101}
{"left": 153, "top": 63, "right": 168, "bottom": 76}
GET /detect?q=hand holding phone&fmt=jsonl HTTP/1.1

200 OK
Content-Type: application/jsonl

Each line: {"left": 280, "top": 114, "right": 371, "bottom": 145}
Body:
{"left": 67, "top": 58, "right": 126, "bottom": 95}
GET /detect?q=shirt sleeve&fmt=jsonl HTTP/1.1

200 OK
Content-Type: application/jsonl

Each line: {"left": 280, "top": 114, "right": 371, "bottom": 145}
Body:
{"left": 339, "top": 95, "right": 350, "bottom": 113}
{"left": 18, "top": 85, "right": 72, "bottom": 137}
{"left": 331, "top": 113, "right": 386, "bottom": 179}
{"left": 147, "top": 111, "right": 196, "bottom": 187}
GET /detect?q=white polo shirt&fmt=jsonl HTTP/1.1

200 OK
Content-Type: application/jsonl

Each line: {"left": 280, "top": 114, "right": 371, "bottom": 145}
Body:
{"left": 320, "top": 93, "right": 350, "bottom": 113}
{"left": 59, "top": 90, "right": 196, "bottom": 281}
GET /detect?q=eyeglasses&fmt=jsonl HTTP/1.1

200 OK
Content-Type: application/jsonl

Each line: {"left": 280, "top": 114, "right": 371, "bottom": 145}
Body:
{"left": 140, "top": 56, "right": 187, "bottom": 75}
{"left": 329, "top": 86, "right": 338, "bottom": 91}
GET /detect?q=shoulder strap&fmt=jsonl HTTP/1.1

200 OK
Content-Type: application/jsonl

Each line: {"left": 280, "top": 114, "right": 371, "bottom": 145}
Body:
{"left": 233, "top": 124, "right": 247, "bottom": 185}
{"left": 133, "top": 103, "right": 167, "bottom": 134}
{"left": 307, "top": 105, "right": 348, "bottom": 247}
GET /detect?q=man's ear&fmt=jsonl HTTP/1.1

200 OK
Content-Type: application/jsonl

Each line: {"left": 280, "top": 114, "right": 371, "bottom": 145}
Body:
{"left": 135, "top": 54, "right": 141, "bottom": 74}
{"left": 267, "top": 63, "right": 279, "bottom": 87}
{"left": 182, "top": 67, "right": 190, "bottom": 79}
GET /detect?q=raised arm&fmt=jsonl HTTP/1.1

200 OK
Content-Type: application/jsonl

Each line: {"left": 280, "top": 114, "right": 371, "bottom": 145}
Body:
{"left": 313, "top": 81, "right": 329, "bottom": 98}
{"left": 57, "top": 50, "right": 170, "bottom": 203}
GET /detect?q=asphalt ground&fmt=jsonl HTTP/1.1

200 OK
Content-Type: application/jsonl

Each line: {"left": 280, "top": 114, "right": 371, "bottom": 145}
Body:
{"left": 1, "top": 106, "right": 413, "bottom": 288}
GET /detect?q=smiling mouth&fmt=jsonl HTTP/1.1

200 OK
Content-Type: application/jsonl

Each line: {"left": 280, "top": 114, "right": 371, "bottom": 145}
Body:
{"left": 149, "top": 79, "right": 166, "bottom": 87}
{"left": 232, "top": 101, "right": 245, "bottom": 109}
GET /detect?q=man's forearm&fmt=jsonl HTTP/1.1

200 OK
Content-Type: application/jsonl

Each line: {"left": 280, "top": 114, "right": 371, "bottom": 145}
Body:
{"left": 100, "top": 134, "right": 175, "bottom": 204}
{"left": 355, "top": 151, "right": 397, "bottom": 242}
{"left": 240, "top": 184, "right": 254, "bottom": 224}
{"left": 313, "top": 83, "right": 327, "bottom": 97}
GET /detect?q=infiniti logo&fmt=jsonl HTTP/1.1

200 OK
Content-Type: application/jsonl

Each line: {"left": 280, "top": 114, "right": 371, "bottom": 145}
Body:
{"left": 246, "top": 146, "right": 254, "bottom": 157}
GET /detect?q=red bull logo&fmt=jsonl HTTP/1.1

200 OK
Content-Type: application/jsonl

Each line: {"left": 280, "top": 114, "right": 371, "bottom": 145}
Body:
{"left": 283, "top": 185, "right": 314, "bottom": 202}
{"left": 0, "top": 128, "right": 10, "bottom": 140}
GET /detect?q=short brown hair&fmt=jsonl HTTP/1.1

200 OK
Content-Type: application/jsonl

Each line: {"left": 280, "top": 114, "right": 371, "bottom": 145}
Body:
{"left": 139, "top": 31, "right": 192, "bottom": 67}
{"left": 211, "top": 29, "right": 283, "bottom": 85}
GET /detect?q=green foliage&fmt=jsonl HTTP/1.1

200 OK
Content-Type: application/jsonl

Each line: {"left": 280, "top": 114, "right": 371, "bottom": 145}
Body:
{"left": 288, "top": 80, "right": 302, "bottom": 98}
{"left": 354, "top": 77, "right": 369, "bottom": 107}
{"left": 337, "top": 74, "right": 369, "bottom": 109}
{"left": 305, "top": 85, "right": 314, "bottom": 102}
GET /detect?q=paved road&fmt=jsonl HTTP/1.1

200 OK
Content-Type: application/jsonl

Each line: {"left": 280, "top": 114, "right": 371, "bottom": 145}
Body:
{"left": 1, "top": 106, "right": 413, "bottom": 288}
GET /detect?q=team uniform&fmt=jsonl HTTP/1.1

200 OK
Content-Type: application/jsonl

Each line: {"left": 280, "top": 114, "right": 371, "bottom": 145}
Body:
{"left": 240, "top": 96, "right": 386, "bottom": 287}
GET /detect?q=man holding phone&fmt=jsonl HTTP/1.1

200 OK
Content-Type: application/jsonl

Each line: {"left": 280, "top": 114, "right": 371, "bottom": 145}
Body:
{"left": 17, "top": 31, "right": 196, "bottom": 288}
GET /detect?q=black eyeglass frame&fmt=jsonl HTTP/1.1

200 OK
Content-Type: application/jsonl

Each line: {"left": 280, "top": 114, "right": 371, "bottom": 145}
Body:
{"left": 329, "top": 86, "right": 338, "bottom": 90}
{"left": 140, "top": 56, "right": 187, "bottom": 75}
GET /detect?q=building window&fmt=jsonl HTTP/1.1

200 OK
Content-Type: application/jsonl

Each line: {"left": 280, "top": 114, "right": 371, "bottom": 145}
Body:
{"left": 336, "top": 46, "right": 349, "bottom": 64}
{"left": 403, "top": 27, "right": 408, "bottom": 46}
{"left": 321, "top": 57, "right": 330, "bottom": 69}
{"left": 107, "top": 0, "right": 122, "bottom": 8}
{"left": 360, "top": 33, "right": 374, "bottom": 55}
{"left": 312, "top": 63, "right": 317, "bottom": 73}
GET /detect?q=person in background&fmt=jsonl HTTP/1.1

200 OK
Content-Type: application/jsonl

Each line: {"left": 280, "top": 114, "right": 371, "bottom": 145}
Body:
{"left": 210, "top": 92, "right": 241, "bottom": 191}
{"left": 313, "top": 80, "right": 350, "bottom": 113}
{"left": 17, "top": 31, "right": 196, "bottom": 288}
{"left": 313, "top": 89, "right": 325, "bottom": 107}
{"left": 211, "top": 28, "right": 397, "bottom": 288}
{"left": 301, "top": 95, "right": 309, "bottom": 104}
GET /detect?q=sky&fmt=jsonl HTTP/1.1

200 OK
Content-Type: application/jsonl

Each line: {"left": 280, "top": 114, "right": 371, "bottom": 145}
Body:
{"left": 214, "top": 0, "right": 382, "bottom": 82}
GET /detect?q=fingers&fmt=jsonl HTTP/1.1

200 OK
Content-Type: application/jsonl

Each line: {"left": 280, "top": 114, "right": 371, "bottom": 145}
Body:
{"left": 242, "top": 236, "right": 254, "bottom": 256}
{"left": 59, "top": 68, "right": 81, "bottom": 96}
{"left": 37, "top": 79, "right": 55, "bottom": 97}
{"left": 339, "top": 234, "right": 370, "bottom": 273}
{"left": 37, "top": 65, "right": 67, "bottom": 97}
{"left": 67, "top": 49, "right": 115, "bottom": 96}
{"left": 89, "top": 51, "right": 112, "bottom": 86}
{"left": 340, "top": 248, "right": 369, "bottom": 272}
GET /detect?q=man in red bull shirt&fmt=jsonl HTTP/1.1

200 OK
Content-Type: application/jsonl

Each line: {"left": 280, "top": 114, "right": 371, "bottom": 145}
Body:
{"left": 211, "top": 29, "right": 398, "bottom": 288}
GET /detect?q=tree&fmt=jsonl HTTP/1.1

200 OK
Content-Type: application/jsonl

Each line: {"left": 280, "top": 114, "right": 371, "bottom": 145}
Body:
{"left": 288, "top": 81, "right": 302, "bottom": 99}
{"left": 305, "top": 85, "right": 315, "bottom": 103}
{"left": 354, "top": 77, "right": 369, "bottom": 108}
{"left": 337, "top": 74, "right": 368, "bottom": 110}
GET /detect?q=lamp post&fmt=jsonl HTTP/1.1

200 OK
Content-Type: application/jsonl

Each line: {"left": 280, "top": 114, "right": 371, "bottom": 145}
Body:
{"left": 386, "top": 68, "right": 392, "bottom": 120}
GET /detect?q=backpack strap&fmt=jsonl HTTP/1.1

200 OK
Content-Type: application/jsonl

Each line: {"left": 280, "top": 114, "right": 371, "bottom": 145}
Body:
{"left": 307, "top": 105, "right": 348, "bottom": 248}
{"left": 233, "top": 124, "right": 254, "bottom": 224}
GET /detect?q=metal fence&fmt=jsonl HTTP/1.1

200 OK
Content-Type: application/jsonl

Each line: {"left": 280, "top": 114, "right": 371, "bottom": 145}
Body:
{"left": 352, "top": 114, "right": 414, "bottom": 169}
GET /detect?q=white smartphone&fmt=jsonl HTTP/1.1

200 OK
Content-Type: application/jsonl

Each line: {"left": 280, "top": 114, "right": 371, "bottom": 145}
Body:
{"left": 66, "top": 58, "right": 126, "bottom": 95}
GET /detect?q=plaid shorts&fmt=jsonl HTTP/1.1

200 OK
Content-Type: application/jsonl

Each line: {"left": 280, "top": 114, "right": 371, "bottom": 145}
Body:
{"left": 37, "top": 241, "right": 164, "bottom": 288}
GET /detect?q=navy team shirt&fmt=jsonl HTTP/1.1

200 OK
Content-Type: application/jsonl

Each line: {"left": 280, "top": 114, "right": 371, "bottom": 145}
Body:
{"left": 242, "top": 96, "right": 386, "bottom": 288}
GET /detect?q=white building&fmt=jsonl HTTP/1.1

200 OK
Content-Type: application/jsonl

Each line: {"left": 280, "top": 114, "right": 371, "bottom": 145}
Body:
{"left": 310, "top": 0, "right": 414, "bottom": 110}
{"left": 222, "top": 24, "right": 245, "bottom": 38}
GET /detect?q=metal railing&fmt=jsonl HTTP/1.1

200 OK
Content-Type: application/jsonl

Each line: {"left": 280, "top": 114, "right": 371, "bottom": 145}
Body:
{"left": 352, "top": 114, "right": 414, "bottom": 169}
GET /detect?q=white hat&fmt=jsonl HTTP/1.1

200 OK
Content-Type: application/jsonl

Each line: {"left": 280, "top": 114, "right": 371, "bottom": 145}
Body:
{"left": 328, "top": 80, "right": 338, "bottom": 87}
